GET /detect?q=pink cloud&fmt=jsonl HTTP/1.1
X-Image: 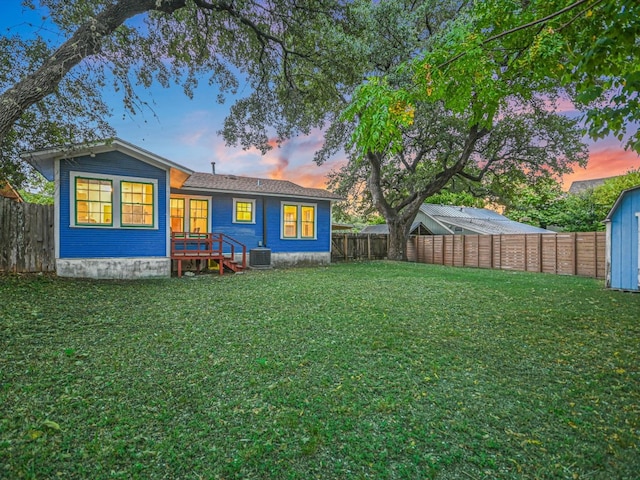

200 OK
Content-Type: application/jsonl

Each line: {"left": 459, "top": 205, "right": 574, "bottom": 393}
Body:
{"left": 563, "top": 139, "right": 640, "bottom": 189}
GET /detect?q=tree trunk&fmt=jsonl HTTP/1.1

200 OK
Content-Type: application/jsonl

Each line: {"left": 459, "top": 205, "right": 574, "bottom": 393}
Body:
{"left": 387, "top": 218, "right": 410, "bottom": 261}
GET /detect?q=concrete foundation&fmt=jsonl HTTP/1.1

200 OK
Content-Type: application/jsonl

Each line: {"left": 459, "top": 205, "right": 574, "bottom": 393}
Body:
{"left": 270, "top": 252, "right": 331, "bottom": 268}
{"left": 56, "top": 257, "right": 171, "bottom": 279}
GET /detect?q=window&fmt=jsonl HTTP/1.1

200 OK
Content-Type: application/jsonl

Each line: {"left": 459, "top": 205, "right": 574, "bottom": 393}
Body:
{"left": 301, "top": 206, "right": 315, "bottom": 238}
{"left": 233, "top": 198, "right": 255, "bottom": 223}
{"left": 121, "top": 181, "right": 154, "bottom": 227}
{"left": 70, "top": 172, "right": 157, "bottom": 229}
{"left": 170, "top": 195, "right": 210, "bottom": 234}
{"left": 190, "top": 199, "right": 209, "bottom": 233}
{"left": 283, "top": 204, "right": 298, "bottom": 238}
{"left": 75, "top": 177, "right": 113, "bottom": 225}
{"left": 281, "top": 202, "right": 316, "bottom": 239}
{"left": 170, "top": 198, "right": 185, "bottom": 232}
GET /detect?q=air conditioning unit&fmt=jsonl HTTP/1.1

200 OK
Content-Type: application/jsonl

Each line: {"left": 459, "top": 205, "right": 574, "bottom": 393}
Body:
{"left": 249, "top": 248, "right": 271, "bottom": 268}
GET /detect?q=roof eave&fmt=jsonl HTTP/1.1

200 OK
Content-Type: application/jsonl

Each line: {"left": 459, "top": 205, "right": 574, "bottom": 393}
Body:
{"left": 178, "top": 185, "right": 342, "bottom": 202}
{"left": 605, "top": 185, "right": 640, "bottom": 221}
{"left": 22, "top": 138, "right": 193, "bottom": 184}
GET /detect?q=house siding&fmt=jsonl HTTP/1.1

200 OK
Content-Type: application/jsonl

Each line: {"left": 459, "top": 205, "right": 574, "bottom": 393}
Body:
{"left": 609, "top": 189, "right": 640, "bottom": 290}
{"left": 59, "top": 151, "right": 168, "bottom": 258}
{"left": 174, "top": 190, "right": 332, "bottom": 254}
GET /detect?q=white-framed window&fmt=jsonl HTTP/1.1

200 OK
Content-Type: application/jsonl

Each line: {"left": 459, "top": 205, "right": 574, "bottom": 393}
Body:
{"left": 70, "top": 172, "right": 158, "bottom": 229}
{"left": 169, "top": 194, "right": 211, "bottom": 233}
{"left": 233, "top": 198, "right": 256, "bottom": 224}
{"left": 281, "top": 202, "right": 316, "bottom": 239}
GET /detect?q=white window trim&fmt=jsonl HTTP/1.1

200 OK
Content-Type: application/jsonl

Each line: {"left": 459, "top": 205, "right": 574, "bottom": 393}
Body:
{"left": 69, "top": 171, "right": 158, "bottom": 229}
{"left": 280, "top": 201, "right": 317, "bottom": 240}
{"left": 170, "top": 194, "right": 211, "bottom": 233}
{"left": 233, "top": 198, "right": 256, "bottom": 224}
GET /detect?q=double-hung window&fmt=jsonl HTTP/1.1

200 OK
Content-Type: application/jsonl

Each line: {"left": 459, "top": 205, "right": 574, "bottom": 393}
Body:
{"left": 233, "top": 198, "right": 255, "bottom": 223}
{"left": 70, "top": 172, "right": 157, "bottom": 229}
{"left": 75, "top": 177, "right": 113, "bottom": 226}
{"left": 121, "top": 181, "right": 154, "bottom": 227}
{"left": 281, "top": 202, "right": 316, "bottom": 239}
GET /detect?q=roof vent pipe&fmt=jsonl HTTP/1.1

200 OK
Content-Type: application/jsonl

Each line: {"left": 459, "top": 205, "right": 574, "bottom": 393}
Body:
{"left": 211, "top": 161, "right": 216, "bottom": 174}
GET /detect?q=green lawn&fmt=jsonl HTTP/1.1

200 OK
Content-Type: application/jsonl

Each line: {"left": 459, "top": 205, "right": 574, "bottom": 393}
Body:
{"left": 1, "top": 262, "right": 638, "bottom": 479}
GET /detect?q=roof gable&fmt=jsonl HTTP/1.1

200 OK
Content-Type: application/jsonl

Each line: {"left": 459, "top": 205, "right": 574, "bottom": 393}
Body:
{"left": 23, "top": 138, "right": 192, "bottom": 188}
{"left": 605, "top": 185, "right": 640, "bottom": 221}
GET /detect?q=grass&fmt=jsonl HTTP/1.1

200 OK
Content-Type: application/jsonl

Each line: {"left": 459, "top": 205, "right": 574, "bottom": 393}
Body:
{"left": 0, "top": 262, "right": 638, "bottom": 479}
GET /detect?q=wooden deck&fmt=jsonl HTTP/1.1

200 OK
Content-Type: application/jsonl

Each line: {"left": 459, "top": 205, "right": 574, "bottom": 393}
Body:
{"left": 170, "top": 232, "right": 246, "bottom": 277}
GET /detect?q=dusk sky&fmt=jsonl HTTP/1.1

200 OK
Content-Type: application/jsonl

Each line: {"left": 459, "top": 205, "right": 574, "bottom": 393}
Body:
{"left": 3, "top": 2, "right": 639, "bottom": 191}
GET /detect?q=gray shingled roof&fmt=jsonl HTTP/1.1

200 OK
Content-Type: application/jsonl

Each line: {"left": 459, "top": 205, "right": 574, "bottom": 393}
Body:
{"left": 568, "top": 177, "right": 613, "bottom": 194}
{"left": 182, "top": 172, "right": 342, "bottom": 201}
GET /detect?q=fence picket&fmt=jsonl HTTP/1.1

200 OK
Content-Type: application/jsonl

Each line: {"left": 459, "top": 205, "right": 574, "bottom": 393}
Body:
{"left": 0, "top": 197, "right": 55, "bottom": 273}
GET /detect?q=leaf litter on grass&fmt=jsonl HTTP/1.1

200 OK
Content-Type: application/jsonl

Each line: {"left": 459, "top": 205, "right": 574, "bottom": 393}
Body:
{"left": 0, "top": 264, "right": 638, "bottom": 479}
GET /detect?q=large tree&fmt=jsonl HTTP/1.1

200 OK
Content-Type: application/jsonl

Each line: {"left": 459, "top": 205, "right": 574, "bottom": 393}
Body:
{"left": 0, "top": 0, "right": 357, "bottom": 185}
{"left": 342, "top": 0, "right": 637, "bottom": 259}
{"left": 333, "top": 99, "right": 587, "bottom": 258}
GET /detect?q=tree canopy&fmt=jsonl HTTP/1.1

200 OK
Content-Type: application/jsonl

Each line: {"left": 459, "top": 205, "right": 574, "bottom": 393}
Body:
{"left": 0, "top": 0, "right": 355, "bottom": 185}
{"left": 349, "top": 0, "right": 639, "bottom": 155}
{"left": 504, "top": 168, "right": 640, "bottom": 232}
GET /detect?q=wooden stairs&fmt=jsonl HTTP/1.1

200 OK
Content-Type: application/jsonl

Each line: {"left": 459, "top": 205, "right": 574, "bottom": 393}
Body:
{"left": 170, "top": 232, "right": 247, "bottom": 277}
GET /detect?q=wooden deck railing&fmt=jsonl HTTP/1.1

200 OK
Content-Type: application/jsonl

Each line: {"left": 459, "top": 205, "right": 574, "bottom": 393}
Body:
{"left": 170, "top": 232, "right": 246, "bottom": 276}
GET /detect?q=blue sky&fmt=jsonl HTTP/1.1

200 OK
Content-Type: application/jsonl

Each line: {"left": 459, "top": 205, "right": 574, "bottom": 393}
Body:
{"left": 2, "top": 1, "right": 638, "bottom": 189}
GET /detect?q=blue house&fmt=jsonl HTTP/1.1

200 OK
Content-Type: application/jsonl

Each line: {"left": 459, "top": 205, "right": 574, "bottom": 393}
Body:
{"left": 26, "top": 138, "right": 341, "bottom": 279}
{"left": 605, "top": 185, "right": 640, "bottom": 291}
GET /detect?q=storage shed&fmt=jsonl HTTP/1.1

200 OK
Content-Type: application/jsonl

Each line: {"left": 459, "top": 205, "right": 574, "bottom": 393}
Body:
{"left": 605, "top": 185, "right": 640, "bottom": 291}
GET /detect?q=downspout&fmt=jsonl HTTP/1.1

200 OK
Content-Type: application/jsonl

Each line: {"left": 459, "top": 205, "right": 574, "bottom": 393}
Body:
{"left": 262, "top": 197, "right": 267, "bottom": 247}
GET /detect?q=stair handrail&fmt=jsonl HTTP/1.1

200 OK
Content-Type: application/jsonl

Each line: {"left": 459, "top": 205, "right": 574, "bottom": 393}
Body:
{"left": 219, "top": 233, "right": 247, "bottom": 269}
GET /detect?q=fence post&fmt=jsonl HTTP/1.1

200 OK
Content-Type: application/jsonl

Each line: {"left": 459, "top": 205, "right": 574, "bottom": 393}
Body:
{"left": 344, "top": 234, "right": 348, "bottom": 261}
{"left": 571, "top": 233, "right": 578, "bottom": 275}
{"left": 538, "top": 234, "right": 543, "bottom": 273}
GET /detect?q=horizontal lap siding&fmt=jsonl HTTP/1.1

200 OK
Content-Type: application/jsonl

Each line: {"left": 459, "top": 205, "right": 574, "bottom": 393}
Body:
{"left": 209, "top": 193, "right": 264, "bottom": 248}
{"left": 265, "top": 197, "right": 332, "bottom": 253}
{"left": 59, "top": 152, "right": 167, "bottom": 258}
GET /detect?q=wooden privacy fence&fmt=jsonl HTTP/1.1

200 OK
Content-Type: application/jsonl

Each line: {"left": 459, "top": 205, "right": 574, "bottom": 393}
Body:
{"left": 410, "top": 232, "right": 606, "bottom": 279}
{"left": 0, "top": 197, "right": 55, "bottom": 273}
{"left": 332, "top": 233, "right": 389, "bottom": 261}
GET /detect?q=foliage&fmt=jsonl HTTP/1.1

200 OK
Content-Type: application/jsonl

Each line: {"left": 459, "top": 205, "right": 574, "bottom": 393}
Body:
{"left": 18, "top": 178, "right": 55, "bottom": 205}
{"left": 504, "top": 169, "right": 640, "bottom": 231}
{"left": 334, "top": 97, "right": 588, "bottom": 258}
{"left": 1, "top": 0, "right": 361, "bottom": 185}
{"left": 502, "top": 177, "right": 566, "bottom": 229}
{"left": 592, "top": 168, "right": 640, "bottom": 208}
{"left": 0, "top": 34, "right": 114, "bottom": 187}
{"left": 1, "top": 263, "right": 639, "bottom": 478}
{"left": 355, "top": 0, "right": 640, "bottom": 154}
{"left": 425, "top": 188, "right": 486, "bottom": 208}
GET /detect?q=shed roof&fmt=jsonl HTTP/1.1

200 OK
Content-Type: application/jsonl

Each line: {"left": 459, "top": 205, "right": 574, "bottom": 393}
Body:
{"left": 419, "top": 204, "right": 553, "bottom": 234}
{"left": 604, "top": 185, "right": 640, "bottom": 222}
{"left": 360, "top": 221, "right": 429, "bottom": 235}
{"left": 182, "top": 172, "right": 342, "bottom": 201}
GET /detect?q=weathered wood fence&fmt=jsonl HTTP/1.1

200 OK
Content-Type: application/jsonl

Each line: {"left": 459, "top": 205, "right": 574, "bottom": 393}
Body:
{"left": 0, "top": 197, "right": 55, "bottom": 273}
{"left": 409, "top": 233, "right": 606, "bottom": 279}
{"left": 331, "top": 233, "right": 389, "bottom": 261}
